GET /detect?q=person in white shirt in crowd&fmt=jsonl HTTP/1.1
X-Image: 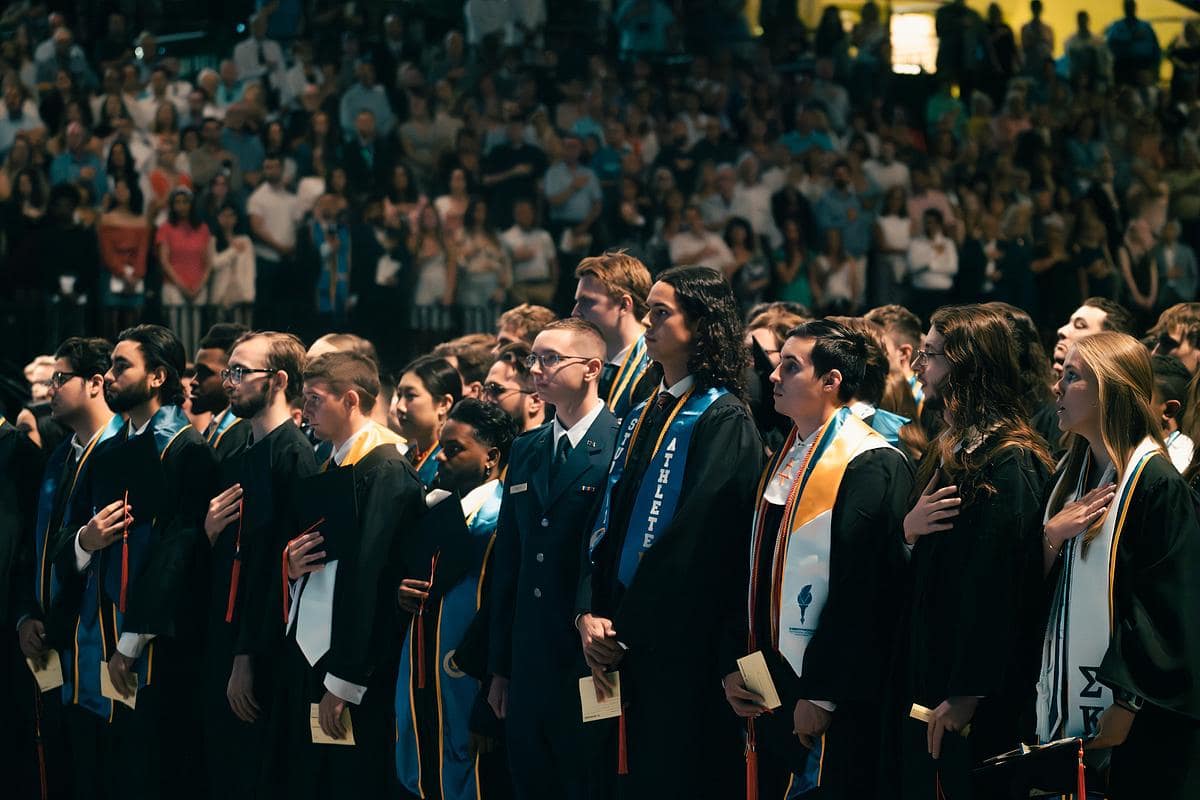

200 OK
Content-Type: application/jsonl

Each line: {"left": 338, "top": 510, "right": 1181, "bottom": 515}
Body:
{"left": 669, "top": 203, "right": 735, "bottom": 271}
{"left": 233, "top": 12, "right": 287, "bottom": 93}
{"left": 874, "top": 186, "right": 912, "bottom": 307}
{"left": 247, "top": 154, "right": 303, "bottom": 330}
{"left": 731, "top": 153, "right": 783, "bottom": 250}
{"left": 1151, "top": 353, "right": 1196, "bottom": 471}
{"left": 502, "top": 197, "right": 558, "bottom": 307}
{"left": 906, "top": 208, "right": 959, "bottom": 322}
{"left": 863, "top": 137, "right": 911, "bottom": 194}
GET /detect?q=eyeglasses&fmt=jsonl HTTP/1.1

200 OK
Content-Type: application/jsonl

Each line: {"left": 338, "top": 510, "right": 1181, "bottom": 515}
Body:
{"left": 912, "top": 349, "right": 945, "bottom": 365}
{"left": 482, "top": 382, "right": 533, "bottom": 400}
{"left": 1156, "top": 333, "right": 1182, "bottom": 354}
{"left": 48, "top": 371, "right": 81, "bottom": 388}
{"left": 221, "top": 367, "right": 275, "bottom": 384}
{"left": 523, "top": 353, "right": 591, "bottom": 370}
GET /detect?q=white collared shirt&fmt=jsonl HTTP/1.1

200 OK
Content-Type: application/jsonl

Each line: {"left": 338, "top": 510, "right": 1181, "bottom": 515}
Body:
{"left": 331, "top": 423, "right": 374, "bottom": 467}
{"left": 763, "top": 424, "right": 822, "bottom": 505}
{"left": 658, "top": 374, "right": 696, "bottom": 398}
{"left": 552, "top": 398, "right": 605, "bottom": 452}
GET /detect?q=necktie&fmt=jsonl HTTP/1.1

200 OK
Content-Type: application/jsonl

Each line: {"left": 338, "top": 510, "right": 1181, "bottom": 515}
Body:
{"left": 552, "top": 434, "right": 572, "bottom": 478}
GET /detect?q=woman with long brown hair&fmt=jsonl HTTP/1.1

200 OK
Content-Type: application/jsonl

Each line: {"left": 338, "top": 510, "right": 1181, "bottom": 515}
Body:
{"left": 898, "top": 304, "right": 1055, "bottom": 798}
{"left": 1037, "top": 332, "right": 1200, "bottom": 799}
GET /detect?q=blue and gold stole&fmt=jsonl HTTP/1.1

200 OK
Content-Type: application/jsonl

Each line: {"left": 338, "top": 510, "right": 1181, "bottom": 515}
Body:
{"left": 907, "top": 373, "right": 924, "bottom": 417}
{"left": 589, "top": 385, "right": 726, "bottom": 588}
{"left": 411, "top": 443, "right": 442, "bottom": 490}
{"left": 206, "top": 407, "right": 242, "bottom": 448}
{"left": 34, "top": 415, "right": 123, "bottom": 612}
{"left": 606, "top": 335, "right": 652, "bottom": 420}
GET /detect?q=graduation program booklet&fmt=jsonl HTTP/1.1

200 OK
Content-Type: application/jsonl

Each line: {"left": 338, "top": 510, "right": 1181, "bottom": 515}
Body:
{"left": 26, "top": 651, "right": 64, "bottom": 692}
{"left": 579, "top": 673, "right": 622, "bottom": 722}
{"left": 309, "top": 704, "right": 355, "bottom": 745}
{"left": 99, "top": 662, "right": 137, "bottom": 709}
{"left": 737, "top": 651, "right": 782, "bottom": 710}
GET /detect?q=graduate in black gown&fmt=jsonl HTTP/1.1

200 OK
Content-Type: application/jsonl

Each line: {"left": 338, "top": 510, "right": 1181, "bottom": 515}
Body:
{"left": 724, "top": 320, "right": 913, "bottom": 799}
{"left": 191, "top": 323, "right": 254, "bottom": 460}
{"left": 13, "top": 338, "right": 118, "bottom": 800}
{"left": 200, "top": 332, "right": 318, "bottom": 799}
{"left": 1037, "top": 332, "right": 1200, "bottom": 799}
{"left": 577, "top": 265, "right": 764, "bottom": 800}
{"left": 1, "top": 410, "right": 45, "bottom": 799}
{"left": 897, "top": 306, "right": 1054, "bottom": 799}
{"left": 571, "top": 253, "right": 658, "bottom": 421}
{"left": 55, "top": 324, "right": 217, "bottom": 800}
{"left": 274, "top": 351, "right": 424, "bottom": 799}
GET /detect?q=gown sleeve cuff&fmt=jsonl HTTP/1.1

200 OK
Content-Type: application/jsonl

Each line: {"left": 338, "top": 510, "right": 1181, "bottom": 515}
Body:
{"left": 117, "top": 632, "right": 156, "bottom": 659}
{"left": 74, "top": 527, "right": 93, "bottom": 571}
{"left": 324, "top": 673, "right": 367, "bottom": 705}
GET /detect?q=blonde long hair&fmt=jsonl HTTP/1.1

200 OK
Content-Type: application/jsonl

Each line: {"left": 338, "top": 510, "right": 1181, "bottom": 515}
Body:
{"left": 1048, "top": 332, "right": 1166, "bottom": 541}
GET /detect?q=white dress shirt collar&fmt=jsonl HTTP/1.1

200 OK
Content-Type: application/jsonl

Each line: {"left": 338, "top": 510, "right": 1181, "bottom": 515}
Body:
{"left": 552, "top": 398, "right": 605, "bottom": 449}
{"left": 331, "top": 422, "right": 373, "bottom": 466}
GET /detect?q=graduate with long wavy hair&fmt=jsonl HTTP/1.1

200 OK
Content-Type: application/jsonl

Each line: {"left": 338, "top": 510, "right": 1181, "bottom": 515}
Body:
{"left": 897, "top": 305, "right": 1054, "bottom": 799}
{"left": 1038, "top": 332, "right": 1200, "bottom": 799}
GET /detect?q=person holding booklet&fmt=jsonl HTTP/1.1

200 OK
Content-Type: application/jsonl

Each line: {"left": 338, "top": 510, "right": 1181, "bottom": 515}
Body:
{"left": 1037, "top": 332, "right": 1200, "bottom": 799}
{"left": 394, "top": 398, "right": 516, "bottom": 800}
{"left": 576, "top": 265, "right": 763, "bottom": 799}
{"left": 200, "top": 331, "right": 318, "bottom": 799}
{"left": 723, "top": 319, "right": 912, "bottom": 799}
{"left": 897, "top": 305, "right": 1053, "bottom": 799}
{"left": 487, "top": 318, "right": 619, "bottom": 800}
{"left": 55, "top": 324, "right": 217, "bottom": 800}
{"left": 275, "top": 351, "right": 424, "bottom": 799}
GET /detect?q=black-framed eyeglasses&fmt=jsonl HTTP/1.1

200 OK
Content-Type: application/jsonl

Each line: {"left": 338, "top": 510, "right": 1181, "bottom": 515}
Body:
{"left": 221, "top": 367, "right": 275, "bottom": 384}
{"left": 524, "top": 353, "right": 590, "bottom": 370}
{"left": 48, "top": 371, "right": 81, "bottom": 388}
{"left": 912, "top": 349, "right": 945, "bottom": 364}
{"left": 482, "top": 382, "right": 533, "bottom": 400}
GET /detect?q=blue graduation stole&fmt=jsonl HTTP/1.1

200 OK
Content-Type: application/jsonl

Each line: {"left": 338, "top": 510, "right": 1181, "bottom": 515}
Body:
{"left": 907, "top": 374, "right": 924, "bottom": 416}
{"left": 205, "top": 407, "right": 241, "bottom": 448}
{"left": 395, "top": 481, "right": 504, "bottom": 800}
{"left": 605, "top": 335, "right": 652, "bottom": 420}
{"left": 413, "top": 443, "right": 442, "bottom": 490}
{"left": 868, "top": 407, "right": 910, "bottom": 447}
{"left": 313, "top": 222, "right": 351, "bottom": 315}
{"left": 589, "top": 386, "right": 726, "bottom": 587}
{"left": 34, "top": 415, "right": 123, "bottom": 613}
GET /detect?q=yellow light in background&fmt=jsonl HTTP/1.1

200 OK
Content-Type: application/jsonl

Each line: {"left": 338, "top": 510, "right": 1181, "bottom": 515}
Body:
{"left": 890, "top": 12, "right": 938, "bottom": 74}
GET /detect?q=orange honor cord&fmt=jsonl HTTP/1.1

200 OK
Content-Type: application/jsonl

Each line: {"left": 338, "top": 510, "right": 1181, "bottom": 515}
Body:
{"left": 34, "top": 689, "right": 47, "bottom": 800}
{"left": 746, "top": 718, "right": 758, "bottom": 799}
{"left": 1077, "top": 739, "right": 1086, "bottom": 799}
{"left": 224, "top": 499, "right": 245, "bottom": 623}
{"left": 415, "top": 552, "right": 440, "bottom": 690}
{"left": 119, "top": 490, "right": 130, "bottom": 613}
{"left": 617, "top": 706, "right": 629, "bottom": 775}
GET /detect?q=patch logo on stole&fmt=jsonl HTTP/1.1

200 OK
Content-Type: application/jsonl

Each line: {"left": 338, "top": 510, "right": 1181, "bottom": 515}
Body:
{"left": 789, "top": 584, "right": 815, "bottom": 637}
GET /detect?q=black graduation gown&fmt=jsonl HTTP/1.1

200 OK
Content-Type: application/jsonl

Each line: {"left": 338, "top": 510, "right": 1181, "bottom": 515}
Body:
{"left": 1094, "top": 456, "right": 1200, "bottom": 799}
{"left": 53, "top": 421, "right": 218, "bottom": 800}
{"left": 0, "top": 420, "right": 46, "bottom": 800}
{"left": 897, "top": 444, "right": 1051, "bottom": 800}
{"left": 203, "top": 421, "right": 318, "bottom": 800}
{"left": 210, "top": 412, "right": 253, "bottom": 463}
{"left": 270, "top": 444, "right": 425, "bottom": 800}
{"left": 580, "top": 391, "right": 764, "bottom": 800}
{"left": 738, "top": 447, "right": 914, "bottom": 800}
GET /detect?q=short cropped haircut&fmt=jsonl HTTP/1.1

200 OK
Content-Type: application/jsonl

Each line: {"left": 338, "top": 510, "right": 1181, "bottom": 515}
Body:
{"left": 54, "top": 337, "right": 113, "bottom": 380}
{"left": 574, "top": 250, "right": 652, "bottom": 319}
{"left": 497, "top": 304, "right": 557, "bottom": 344}
{"left": 447, "top": 397, "right": 518, "bottom": 466}
{"left": 1152, "top": 354, "right": 1191, "bottom": 405}
{"left": 310, "top": 332, "right": 379, "bottom": 364}
{"left": 864, "top": 304, "right": 924, "bottom": 350}
{"left": 826, "top": 316, "right": 890, "bottom": 406}
{"left": 786, "top": 319, "right": 873, "bottom": 404}
{"left": 539, "top": 317, "right": 606, "bottom": 360}
{"left": 198, "top": 322, "right": 249, "bottom": 354}
{"left": 303, "top": 351, "right": 381, "bottom": 413}
{"left": 1082, "top": 297, "right": 1135, "bottom": 337}
{"left": 232, "top": 331, "right": 308, "bottom": 403}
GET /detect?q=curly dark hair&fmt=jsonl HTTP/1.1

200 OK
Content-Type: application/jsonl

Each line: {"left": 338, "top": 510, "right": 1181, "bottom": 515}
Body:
{"left": 655, "top": 265, "right": 749, "bottom": 399}
{"left": 912, "top": 305, "right": 1053, "bottom": 505}
{"left": 982, "top": 301, "right": 1053, "bottom": 415}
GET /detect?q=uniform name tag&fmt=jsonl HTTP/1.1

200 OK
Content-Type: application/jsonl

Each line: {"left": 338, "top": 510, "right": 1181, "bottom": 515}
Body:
{"left": 510, "top": 483, "right": 528, "bottom": 494}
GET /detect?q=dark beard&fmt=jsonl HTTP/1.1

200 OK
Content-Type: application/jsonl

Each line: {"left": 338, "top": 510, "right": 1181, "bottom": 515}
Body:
{"left": 229, "top": 382, "right": 269, "bottom": 419}
{"left": 105, "top": 377, "right": 153, "bottom": 413}
{"left": 191, "top": 384, "right": 228, "bottom": 415}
